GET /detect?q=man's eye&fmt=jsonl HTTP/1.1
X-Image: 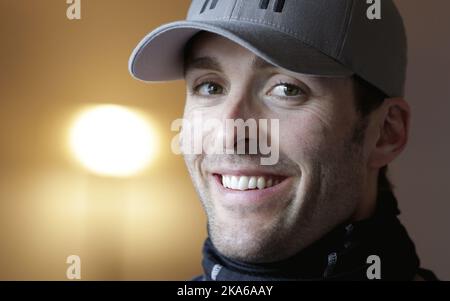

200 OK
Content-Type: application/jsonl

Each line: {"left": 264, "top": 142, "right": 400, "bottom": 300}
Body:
{"left": 194, "top": 82, "right": 224, "bottom": 96}
{"left": 268, "top": 83, "right": 304, "bottom": 98}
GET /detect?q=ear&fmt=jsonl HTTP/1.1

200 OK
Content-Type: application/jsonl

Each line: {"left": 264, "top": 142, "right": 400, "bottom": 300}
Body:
{"left": 368, "top": 98, "right": 411, "bottom": 168}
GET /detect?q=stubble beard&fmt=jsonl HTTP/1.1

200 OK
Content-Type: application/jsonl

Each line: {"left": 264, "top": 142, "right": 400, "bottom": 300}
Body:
{"left": 185, "top": 118, "right": 368, "bottom": 263}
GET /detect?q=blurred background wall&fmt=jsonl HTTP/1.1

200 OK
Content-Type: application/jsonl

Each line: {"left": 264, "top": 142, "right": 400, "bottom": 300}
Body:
{"left": 391, "top": 0, "right": 450, "bottom": 281}
{"left": 0, "top": 0, "right": 448, "bottom": 280}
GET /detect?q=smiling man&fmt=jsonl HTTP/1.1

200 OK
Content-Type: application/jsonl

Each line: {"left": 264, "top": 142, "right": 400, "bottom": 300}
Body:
{"left": 129, "top": 0, "right": 437, "bottom": 281}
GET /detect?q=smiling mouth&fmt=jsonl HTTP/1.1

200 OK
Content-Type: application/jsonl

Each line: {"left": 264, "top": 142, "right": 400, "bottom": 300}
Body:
{"left": 214, "top": 174, "right": 288, "bottom": 191}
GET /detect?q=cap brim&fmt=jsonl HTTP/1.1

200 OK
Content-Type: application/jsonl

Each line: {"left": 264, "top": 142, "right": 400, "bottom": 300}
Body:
{"left": 129, "top": 20, "right": 353, "bottom": 82}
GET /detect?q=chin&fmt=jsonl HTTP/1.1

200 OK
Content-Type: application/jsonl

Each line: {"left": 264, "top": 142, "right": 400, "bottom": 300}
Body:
{"left": 212, "top": 236, "right": 274, "bottom": 263}
{"left": 208, "top": 219, "right": 297, "bottom": 263}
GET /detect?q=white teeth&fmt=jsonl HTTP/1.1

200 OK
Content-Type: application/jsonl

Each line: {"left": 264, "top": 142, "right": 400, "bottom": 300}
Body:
{"left": 231, "top": 176, "right": 239, "bottom": 189}
{"left": 257, "top": 177, "right": 266, "bottom": 190}
{"left": 238, "top": 176, "right": 249, "bottom": 191}
{"left": 221, "top": 175, "right": 283, "bottom": 190}
{"left": 248, "top": 177, "right": 257, "bottom": 189}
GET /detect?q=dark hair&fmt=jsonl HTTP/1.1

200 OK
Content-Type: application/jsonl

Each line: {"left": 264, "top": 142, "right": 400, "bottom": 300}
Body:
{"left": 353, "top": 75, "right": 392, "bottom": 193}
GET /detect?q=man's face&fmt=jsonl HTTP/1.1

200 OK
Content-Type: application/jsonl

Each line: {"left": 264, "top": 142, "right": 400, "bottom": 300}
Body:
{"left": 182, "top": 33, "right": 370, "bottom": 263}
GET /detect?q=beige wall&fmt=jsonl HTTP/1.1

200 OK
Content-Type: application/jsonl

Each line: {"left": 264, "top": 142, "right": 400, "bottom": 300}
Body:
{"left": 0, "top": 0, "right": 447, "bottom": 280}
{"left": 392, "top": 0, "right": 450, "bottom": 280}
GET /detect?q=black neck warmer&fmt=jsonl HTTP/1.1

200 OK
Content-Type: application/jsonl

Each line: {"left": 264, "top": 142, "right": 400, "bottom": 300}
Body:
{"left": 200, "top": 189, "right": 420, "bottom": 281}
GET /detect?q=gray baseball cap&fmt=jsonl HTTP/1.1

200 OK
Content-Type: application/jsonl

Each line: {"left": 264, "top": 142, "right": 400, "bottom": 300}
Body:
{"left": 129, "top": 0, "right": 407, "bottom": 97}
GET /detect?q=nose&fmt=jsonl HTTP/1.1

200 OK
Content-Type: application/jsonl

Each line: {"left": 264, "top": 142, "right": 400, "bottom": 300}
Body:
{"left": 219, "top": 90, "right": 260, "bottom": 154}
{"left": 221, "top": 89, "right": 254, "bottom": 120}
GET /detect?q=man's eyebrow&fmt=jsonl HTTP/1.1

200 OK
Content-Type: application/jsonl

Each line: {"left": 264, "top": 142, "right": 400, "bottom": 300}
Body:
{"left": 184, "top": 56, "right": 223, "bottom": 75}
{"left": 184, "top": 55, "right": 275, "bottom": 76}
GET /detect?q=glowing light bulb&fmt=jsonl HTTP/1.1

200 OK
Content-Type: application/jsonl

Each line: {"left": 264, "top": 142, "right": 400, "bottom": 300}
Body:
{"left": 69, "top": 105, "right": 157, "bottom": 177}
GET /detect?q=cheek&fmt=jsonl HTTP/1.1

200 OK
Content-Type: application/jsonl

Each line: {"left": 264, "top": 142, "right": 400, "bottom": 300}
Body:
{"left": 181, "top": 108, "right": 215, "bottom": 151}
{"left": 279, "top": 114, "right": 337, "bottom": 165}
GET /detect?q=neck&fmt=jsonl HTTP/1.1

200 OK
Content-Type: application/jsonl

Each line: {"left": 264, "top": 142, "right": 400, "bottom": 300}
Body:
{"left": 352, "top": 170, "right": 379, "bottom": 221}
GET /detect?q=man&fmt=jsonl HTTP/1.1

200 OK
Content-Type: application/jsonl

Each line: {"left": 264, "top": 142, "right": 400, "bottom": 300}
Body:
{"left": 129, "top": 0, "right": 437, "bottom": 280}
